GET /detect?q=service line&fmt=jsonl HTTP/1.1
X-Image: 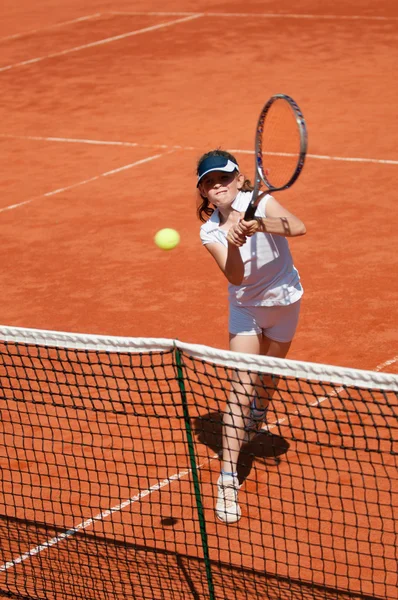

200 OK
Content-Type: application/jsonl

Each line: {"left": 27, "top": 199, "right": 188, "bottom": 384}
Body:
{"left": 1, "top": 134, "right": 396, "bottom": 166}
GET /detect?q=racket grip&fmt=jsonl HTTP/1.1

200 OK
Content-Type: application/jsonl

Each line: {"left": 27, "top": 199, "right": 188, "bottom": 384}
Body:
{"left": 244, "top": 204, "right": 256, "bottom": 221}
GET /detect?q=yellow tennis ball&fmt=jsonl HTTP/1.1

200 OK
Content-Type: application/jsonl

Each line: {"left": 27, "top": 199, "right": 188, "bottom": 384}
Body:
{"left": 154, "top": 228, "right": 180, "bottom": 250}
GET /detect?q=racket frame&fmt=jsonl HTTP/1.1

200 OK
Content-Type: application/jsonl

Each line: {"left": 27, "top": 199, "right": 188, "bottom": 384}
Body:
{"left": 244, "top": 93, "right": 307, "bottom": 221}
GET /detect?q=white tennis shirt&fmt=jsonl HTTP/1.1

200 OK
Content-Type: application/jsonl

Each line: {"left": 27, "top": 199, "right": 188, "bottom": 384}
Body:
{"left": 200, "top": 191, "right": 303, "bottom": 307}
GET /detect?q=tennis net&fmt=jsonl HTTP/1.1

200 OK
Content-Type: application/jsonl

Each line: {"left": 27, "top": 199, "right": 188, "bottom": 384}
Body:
{"left": 0, "top": 325, "right": 397, "bottom": 600}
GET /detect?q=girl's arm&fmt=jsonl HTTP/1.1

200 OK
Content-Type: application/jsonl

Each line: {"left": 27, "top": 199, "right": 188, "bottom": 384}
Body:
{"left": 204, "top": 226, "right": 246, "bottom": 285}
{"left": 238, "top": 195, "right": 306, "bottom": 238}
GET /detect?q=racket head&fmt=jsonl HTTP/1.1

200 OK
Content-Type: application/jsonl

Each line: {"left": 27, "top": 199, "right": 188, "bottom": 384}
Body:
{"left": 244, "top": 94, "right": 307, "bottom": 221}
{"left": 256, "top": 94, "right": 307, "bottom": 192}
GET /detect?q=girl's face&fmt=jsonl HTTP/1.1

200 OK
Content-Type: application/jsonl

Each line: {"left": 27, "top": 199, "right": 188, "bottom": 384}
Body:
{"left": 199, "top": 170, "right": 244, "bottom": 210}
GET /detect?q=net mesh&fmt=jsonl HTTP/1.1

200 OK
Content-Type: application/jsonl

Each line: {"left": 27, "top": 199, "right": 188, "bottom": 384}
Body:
{"left": 0, "top": 326, "right": 397, "bottom": 600}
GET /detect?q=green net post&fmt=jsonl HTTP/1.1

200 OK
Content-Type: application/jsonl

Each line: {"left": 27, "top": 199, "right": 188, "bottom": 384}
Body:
{"left": 174, "top": 345, "right": 216, "bottom": 600}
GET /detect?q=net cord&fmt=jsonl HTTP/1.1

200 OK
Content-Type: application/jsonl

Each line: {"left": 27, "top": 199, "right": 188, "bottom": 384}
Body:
{"left": 0, "top": 324, "right": 397, "bottom": 391}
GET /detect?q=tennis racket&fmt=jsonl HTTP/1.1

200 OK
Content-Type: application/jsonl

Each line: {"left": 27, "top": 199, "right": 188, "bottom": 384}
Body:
{"left": 244, "top": 94, "right": 307, "bottom": 221}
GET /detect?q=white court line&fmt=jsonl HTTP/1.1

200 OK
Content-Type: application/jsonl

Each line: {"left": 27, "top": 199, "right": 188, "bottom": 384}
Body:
{"left": 0, "top": 467, "right": 192, "bottom": 573}
{"left": 1, "top": 133, "right": 397, "bottom": 166}
{"left": 374, "top": 355, "right": 398, "bottom": 373}
{"left": 232, "top": 149, "right": 398, "bottom": 166}
{"left": 305, "top": 152, "right": 398, "bottom": 165}
{"left": 0, "top": 152, "right": 172, "bottom": 214}
{"left": 0, "top": 14, "right": 101, "bottom": 43}
{"left": 0, "top": 133, "right": 196, "bottom": 152}
{"left": 109, "top": 10, "right": 398, "bottom": 21}
{"left": 0, "top": 14, "right": 203, "bottom": 73}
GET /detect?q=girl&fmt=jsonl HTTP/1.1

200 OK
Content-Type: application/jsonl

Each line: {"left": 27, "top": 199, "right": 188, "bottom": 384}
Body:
{"left": 196, "top": 149, "right": 306, "bottom": 524}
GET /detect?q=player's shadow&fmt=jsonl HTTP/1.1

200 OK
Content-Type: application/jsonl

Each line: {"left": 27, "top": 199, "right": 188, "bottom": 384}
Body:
{"left": 193, "top": 411, "right": 290, "bottom": 484}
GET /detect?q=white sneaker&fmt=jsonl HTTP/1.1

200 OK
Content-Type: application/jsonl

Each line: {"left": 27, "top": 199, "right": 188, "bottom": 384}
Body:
{"left": 215, "top": 474, "right": 241, "bottom": 524}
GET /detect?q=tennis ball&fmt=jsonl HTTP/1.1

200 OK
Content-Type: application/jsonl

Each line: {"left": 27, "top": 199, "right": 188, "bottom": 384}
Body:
{"left": 154, "top": 228, "right": 180, "bottom": 250}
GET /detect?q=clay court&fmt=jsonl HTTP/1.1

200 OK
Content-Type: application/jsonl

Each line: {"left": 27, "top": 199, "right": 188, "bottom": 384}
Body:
{"left": 0, "top": 0, "right": 397, "bottom": 370}
{"left": 0, "top": 1, "right": 397, "bottom": 599}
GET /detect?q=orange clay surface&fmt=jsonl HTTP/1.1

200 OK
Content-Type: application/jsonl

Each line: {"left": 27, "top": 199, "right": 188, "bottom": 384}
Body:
{"left": 0, "top": 2, "right": 397, "bottom": 372}
{"left": 0, "top": 1, "right": 397, "bottom": 599}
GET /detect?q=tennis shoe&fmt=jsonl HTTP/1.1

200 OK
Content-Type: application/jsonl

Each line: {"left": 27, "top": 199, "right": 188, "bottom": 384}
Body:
{"left": 215, "top": 474, "right": 241, "bottom": 523}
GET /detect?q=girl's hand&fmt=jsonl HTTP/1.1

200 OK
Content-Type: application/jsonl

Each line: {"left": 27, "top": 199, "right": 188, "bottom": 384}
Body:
{"left": 237, "top": 218, "right": 264, "bottom": 237}
{"left": 227, "top": 223, "right": 247, "bottom": 247}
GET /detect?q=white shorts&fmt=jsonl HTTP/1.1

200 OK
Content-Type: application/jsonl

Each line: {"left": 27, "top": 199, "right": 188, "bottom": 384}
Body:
{"left": 229, "top": 301, "right": 301, "bottom": 343}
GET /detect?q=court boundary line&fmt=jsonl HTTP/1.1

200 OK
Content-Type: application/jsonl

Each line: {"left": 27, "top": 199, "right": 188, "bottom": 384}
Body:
{"left": 0, "top": 151, "right": 174, "bottom": 214}
{"left": 0, "top": 14, "right": 101, "bottom": 43}
{"left": 0, "top": 133, "right": 195, "bottom": 151}
{"left": 0, "top": 467, "right": 193, "bottom": 573}
{"left": 1, "top": 134, "right": 397, "bottom": 166}
{"left": 1, "top": 9, "right": 395, "bottom": 74}
{"left": 109, "top": 10, "right": 398, "bottom": 21}
{"left": 0, "top": 13, "right": 203, "bottom": 73}
{"left": 0, "top": 9, "right": 392, "bottom": 46}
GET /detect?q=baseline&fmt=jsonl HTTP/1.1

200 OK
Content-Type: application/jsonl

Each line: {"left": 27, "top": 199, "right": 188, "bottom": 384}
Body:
{"left": 0, "top": 14, "right": 101, "bottom": 43}
{"left": 109, "top": 10, "right": 398, "bottom": 21}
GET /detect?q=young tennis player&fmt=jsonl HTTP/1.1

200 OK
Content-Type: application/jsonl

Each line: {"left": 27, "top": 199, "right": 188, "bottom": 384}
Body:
{"left": 196, "top": 149, "right": 306, "bottom": 523}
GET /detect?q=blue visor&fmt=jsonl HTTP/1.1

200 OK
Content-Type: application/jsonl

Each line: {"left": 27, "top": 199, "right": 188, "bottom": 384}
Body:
{"left": 197, "top": 156, "right": 239, "bottom": 187}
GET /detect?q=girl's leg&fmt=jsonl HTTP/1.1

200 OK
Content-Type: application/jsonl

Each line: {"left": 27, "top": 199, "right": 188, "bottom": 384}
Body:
{"left": 222, "top": 335, "right": 292, "bottom": 473}
{"left": 216, "top": 334, "right": 261, "bottom": 523}
{"left": 253, "top": 301, "right": 301, "bottom": 409}
{"left": 217, "top": 306, "right": 299, "bottom": 522}
{"left": 253, "top": 336, "right": 292, "bottom": 410}
{"left": 260, "top": 336, "right": 292, "bottom": 358}
{"left": 221, "top": 333, "right": 261, "bottom": 475}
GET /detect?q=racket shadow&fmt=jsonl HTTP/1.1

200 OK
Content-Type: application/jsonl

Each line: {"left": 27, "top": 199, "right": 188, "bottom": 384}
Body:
{"left": 192, "top": 411, "right": 290, "bottom": 483}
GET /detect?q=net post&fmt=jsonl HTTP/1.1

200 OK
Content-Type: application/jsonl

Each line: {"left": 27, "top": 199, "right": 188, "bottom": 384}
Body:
{"left": 173, "top": 344, "right": 216, "bottom": 600}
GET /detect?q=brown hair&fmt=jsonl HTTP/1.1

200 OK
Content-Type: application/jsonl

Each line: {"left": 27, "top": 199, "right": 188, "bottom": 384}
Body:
{"left": 196, "top": 149, "right": 253, "bottom": 222}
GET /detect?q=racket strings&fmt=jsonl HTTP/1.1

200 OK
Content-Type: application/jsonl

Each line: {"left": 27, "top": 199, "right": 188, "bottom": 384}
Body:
{"left": 258, "top": 99, "right": 302, "bottom": 189}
